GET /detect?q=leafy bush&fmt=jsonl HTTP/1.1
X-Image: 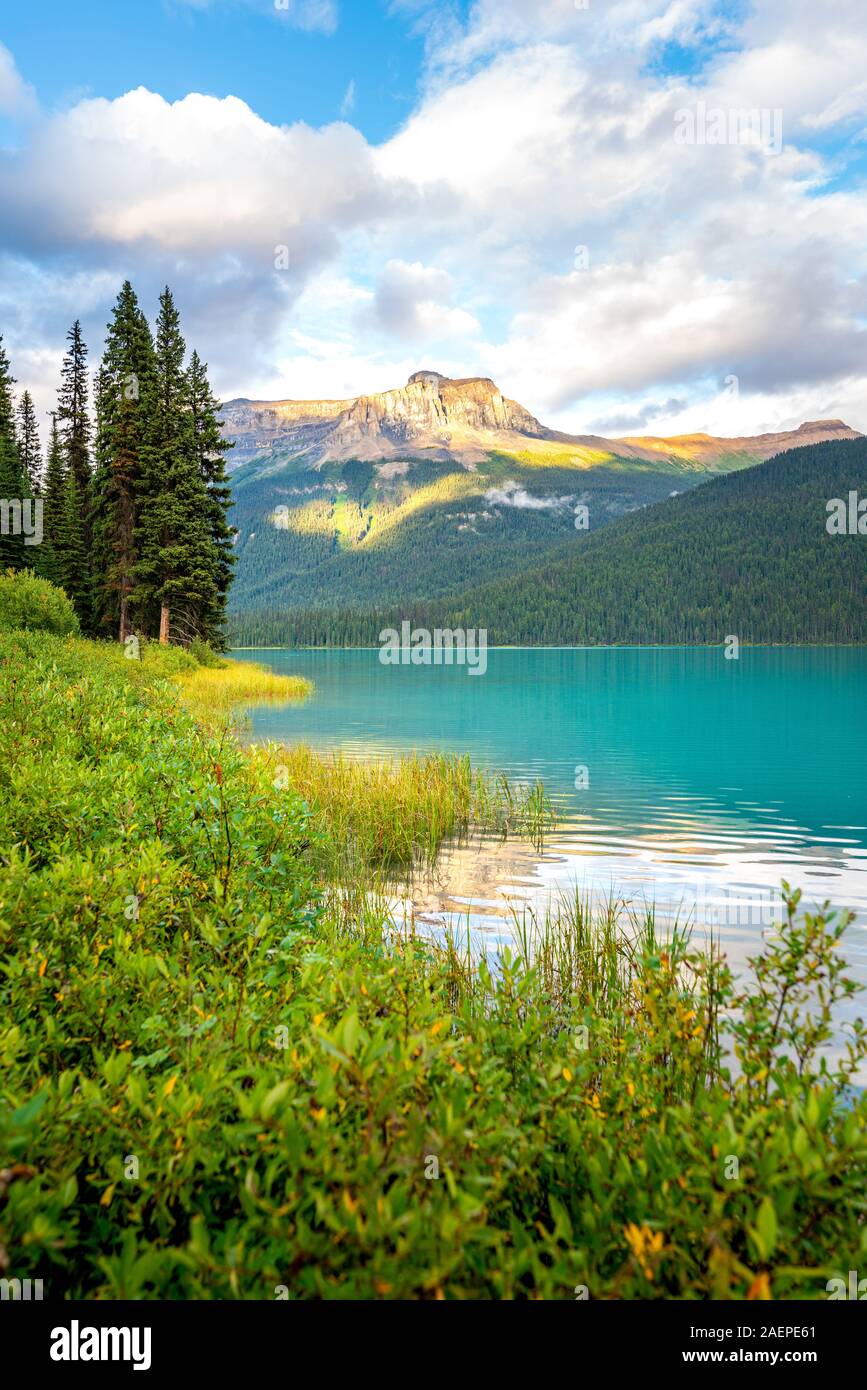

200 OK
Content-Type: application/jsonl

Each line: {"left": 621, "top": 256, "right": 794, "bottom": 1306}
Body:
{"left": 189, "top": 637, "right": 227, "bottom": 668}
{"left": 0, "top": 569, "right": 79, "bottom": 637}
{"left": 0, "top": 631, "right": 865, "bottom": 1299}
{"left": 137, "top": 637, "right": 199, "bottom": 674}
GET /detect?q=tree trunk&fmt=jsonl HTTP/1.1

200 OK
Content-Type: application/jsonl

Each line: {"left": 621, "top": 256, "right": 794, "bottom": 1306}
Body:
{"left": 119, "top": 595, "right": 129, "bottom": 645}
{"left": 159, "top": 603, "right": 170, "bottom": 646}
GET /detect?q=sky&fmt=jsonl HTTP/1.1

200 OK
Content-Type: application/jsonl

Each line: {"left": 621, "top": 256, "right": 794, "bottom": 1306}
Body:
{"left": 3, "top": 0, "right": 867, "bottom": 441}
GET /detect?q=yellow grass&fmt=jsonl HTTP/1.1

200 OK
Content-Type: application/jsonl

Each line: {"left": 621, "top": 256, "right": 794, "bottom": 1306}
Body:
{"left": 175, "top": 658, "right": 312, "bottom": 718}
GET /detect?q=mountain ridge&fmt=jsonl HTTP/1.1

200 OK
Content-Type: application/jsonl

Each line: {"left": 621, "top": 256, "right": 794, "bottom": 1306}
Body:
{"left": 221, "top": 371, "right": 861, "bottom": 472}
{"left": 221, "top": 370, "right": 863, "bottom": 621}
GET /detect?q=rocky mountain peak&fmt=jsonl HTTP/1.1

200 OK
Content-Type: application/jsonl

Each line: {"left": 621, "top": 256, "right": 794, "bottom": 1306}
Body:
{"left": 408, "top": 370, "right": 447, "bottom": 387}
{"left": 221, "top": 374, "right": 860, "bottom": 473}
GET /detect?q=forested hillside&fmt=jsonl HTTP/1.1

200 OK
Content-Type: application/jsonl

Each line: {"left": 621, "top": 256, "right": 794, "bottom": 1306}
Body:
{"left": 229, "top": 439, "right": 867, "bottom": 648}
{"left": 226, "top": 375, "right": 859, "bottom": 621}
{"left": 228, "top": 452, "right": 691, "bottom": 611}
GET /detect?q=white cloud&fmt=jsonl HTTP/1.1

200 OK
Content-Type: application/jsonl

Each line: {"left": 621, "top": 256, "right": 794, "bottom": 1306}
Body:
{"left": 485, "top": 482, "right": 574, "bottom": 510}
{"left": 340, "top": 79, "right": 356, "bottom": 117}
{"left": 0, "top": 42, "right": 36, "bottom": 116}
{"left": 409, "top": 0, "right": 728, "bottom": 72}
{"left": 5, "top": 0, "right": 867, "bottom": 438}
{"left": 358, "top": 259, "right": 479, "bottom": 342}
{"left": 0, "top": 89, "right": 398, "bottom": 260}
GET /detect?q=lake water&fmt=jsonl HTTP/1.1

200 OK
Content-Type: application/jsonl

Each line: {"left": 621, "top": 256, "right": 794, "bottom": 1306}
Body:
{"left": 233, "top": 646, "right": 867, "bottom": 1009}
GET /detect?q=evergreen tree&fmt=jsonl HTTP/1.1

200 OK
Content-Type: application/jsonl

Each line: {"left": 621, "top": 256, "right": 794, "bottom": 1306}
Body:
{"left": 0, "top": 334, "right": 16, "bottom": 447}
{"left": 40, "top": 414, "right": 70, "bottom": 589}
{"left": 0, "top": 337, "right": 26, "bottom": 572}
{"left": 57, "top": 320, "right": 93, "bottom": 628}
{"left": 0, "top": 290, "right": 237, "bottom": 634}
{"left": 134, "top": 288, "right": 218, "bottom": 644}
{"left": 187, "top": 349, "right": 235, "bottom": 646}
{"left": 58, "top": 321, "right": 92, "bottom": 500}
{"left": 16, "top": 391, "right": 42, "bottom": 492}
{"left": 0, "top": 434, "right": 27, "bottom": 572}
{"left": 61, "top": 471, "right": 89, "bottom": 612}
{"left": 91, "top": 282, "right": 156, "bottom": 641}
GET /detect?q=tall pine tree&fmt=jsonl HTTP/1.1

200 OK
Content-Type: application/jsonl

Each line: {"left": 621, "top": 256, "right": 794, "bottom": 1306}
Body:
{"left": 16, "top": 391, "right": 42, "bottom": 493}
{"left": 0, "top": 437, "right": 27, "bottom": 572}
{"left": 58, "top": 321, "right": 91, "bottom": 499}
{"left": 187, "top": 349, "right": 235, "bottom": 646}
{"left": 57, "top": 321, "right": 93, "bottom": 628}
{"left": 0, "top": 335, "right": 27, "bottom": 573}
{"left": 3, "top": 289, "right": 237, "bottom": 635}
{"left": 40, "top": 414, "right": 70, "bottom": 589}
{"left": 0, "top": 335, "right": 16, "bottom": 447}
{"left": 134, "top": 288, "right": 218, "bottom": 644}
{"left": 91, "top": 283, "right": 156, "bottom": 641}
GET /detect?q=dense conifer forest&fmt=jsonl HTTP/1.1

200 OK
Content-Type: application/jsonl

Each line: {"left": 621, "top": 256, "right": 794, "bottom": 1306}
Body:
{"left": 228, "top": 440, "right": 867, "bottom": 648}
{"left": 0, "top": 285, "right": 234, "bottom": 647}
{"left": 228, "top": 453, "right": 716, "bottom": 614}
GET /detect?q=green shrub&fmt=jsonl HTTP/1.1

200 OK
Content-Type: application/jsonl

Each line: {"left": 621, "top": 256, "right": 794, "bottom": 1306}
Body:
{"left": 190, "top": 636, "right": 227, "bottom": 669}
{"left": 0, "top": 569, "right": 79, "bottom": 637}
{"left": 0, "top": 631, "right": 865, "bottom": 1300}
{"left": 138, "top": 638, "right": 199, "bottom": 675}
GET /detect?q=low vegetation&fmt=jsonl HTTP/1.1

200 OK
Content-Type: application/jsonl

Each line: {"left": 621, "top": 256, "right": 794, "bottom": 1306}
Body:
{"left": 0, "top": 609, "right": 865, "bottom": 1299}
{"left": 253, "top": 744, "right": 550, "bottom": 875}
{"left": 0, "top": 569, "right": 79, "bottom": 638}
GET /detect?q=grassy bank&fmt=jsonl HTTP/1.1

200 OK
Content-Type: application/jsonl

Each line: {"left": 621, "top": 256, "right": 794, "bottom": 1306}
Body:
{"left": 1, "top": 629, "right": 866, "bottom": 1299}
{"left": 252, "top": 744, "right": 550, "bottom": 874}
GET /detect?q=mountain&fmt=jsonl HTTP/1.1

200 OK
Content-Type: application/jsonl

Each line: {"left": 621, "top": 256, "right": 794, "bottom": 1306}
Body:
{"left": 229, "top": 437, "right": 867, "bottom": 648}
{"left": 220, "top": 371, "right": 860, "bottom": 620}
{"left": 223, "top": 371, "right": 547, "bottom": 470}
{"left": 222, "top": 370, "right": 857, "bottom": 472}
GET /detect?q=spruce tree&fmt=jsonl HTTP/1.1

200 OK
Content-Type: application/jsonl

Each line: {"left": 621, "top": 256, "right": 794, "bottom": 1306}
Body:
{"left": 91, "top": 282, "right": 156, "bottom": 641}
{"left": 187, "top": 349, "right": 235, "bottom": 646}
{"left": 40, "top": 414, "right": 70, "bottom": 589}
{"left": 0, "top": 334, "right": 16, "bottom": 446}
{"left": 0, "top": 434, "right": 27, "bottom": 572}
{"left": 0, "top": 337, "right": 26, "bottom": 572}
{"left": 16, "top": 391, "right": 42, "bottom": 493}
{"left": 58, "top": 321, "right": 92, "bottom": 499}
{"left": 57, "top": 321, "right": 93, "bottom": 627}
{"left": 134, "top": 288, "right": 217, "bottom": 644}
{"left": 61, "top": 472, "right": 89, "bottom": 612}
{"left": 89, "top": 365, "right": 113, "bottom": 628}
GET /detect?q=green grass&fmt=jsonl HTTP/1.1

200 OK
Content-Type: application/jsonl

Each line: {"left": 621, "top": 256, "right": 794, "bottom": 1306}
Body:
{"left": 1, "top": 628, "right": 866, "bottom": 1299}
{"left": 252, "top": 744, "right": 551, "bottom": 876}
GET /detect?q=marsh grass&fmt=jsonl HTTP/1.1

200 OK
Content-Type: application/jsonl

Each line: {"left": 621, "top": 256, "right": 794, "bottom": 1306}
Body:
{"left": 252, "top": 744, "right": 553, "bottom": 875}
{"left": 175, "top": 657, "right": 313, "bottom": 719}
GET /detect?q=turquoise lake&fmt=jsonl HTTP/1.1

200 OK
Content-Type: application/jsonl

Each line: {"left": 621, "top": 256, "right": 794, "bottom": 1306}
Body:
{"left": 233, "top": 646, "right": 867, "bottom": 1005}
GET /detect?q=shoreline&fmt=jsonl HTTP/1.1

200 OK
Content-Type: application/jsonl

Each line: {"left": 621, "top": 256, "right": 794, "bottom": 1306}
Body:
{"left": 229, "top": 641, "right": 867, "bottom": 652}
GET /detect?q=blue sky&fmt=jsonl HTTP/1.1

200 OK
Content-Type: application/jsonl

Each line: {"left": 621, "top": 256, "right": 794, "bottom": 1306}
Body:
{"left": 1, "top": 0, "right": 442, "bottom": 144}
{"left": 2, "top": 0, "right": 867, "bottom": 440}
